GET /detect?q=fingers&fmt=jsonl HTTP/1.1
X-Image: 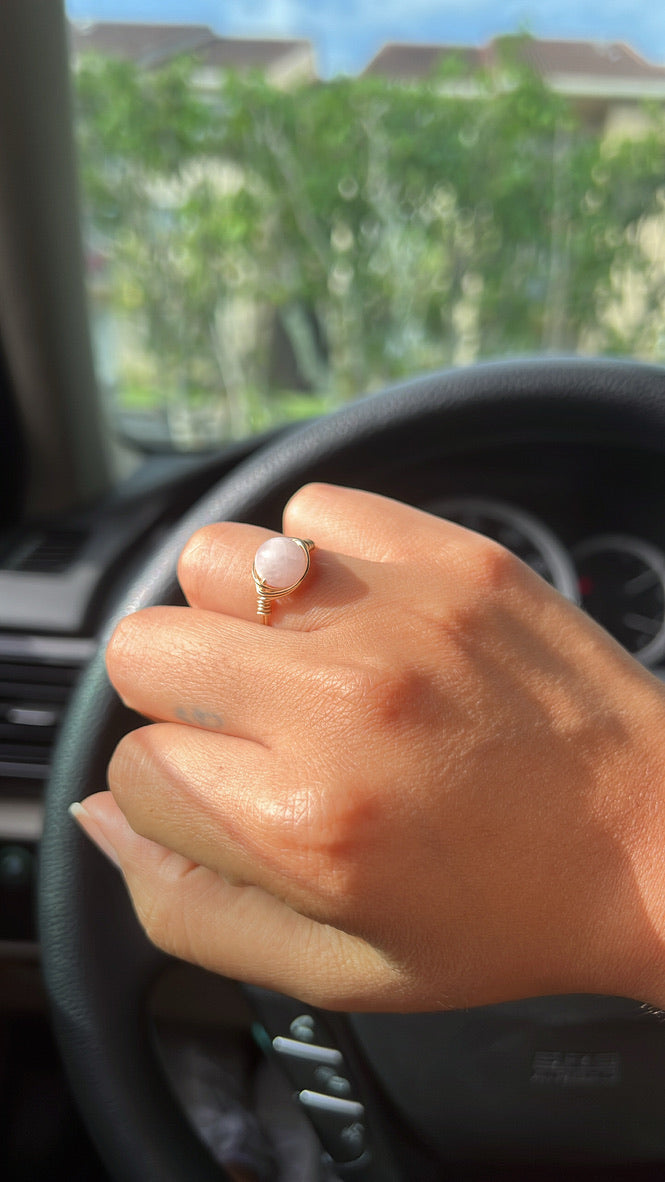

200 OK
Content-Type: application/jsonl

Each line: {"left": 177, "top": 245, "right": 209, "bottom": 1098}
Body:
{"left": 177, "top": 521, "right": 373, "bottom": 629}
{"left": 106, "top": 593, "right": 382, "bottom": 744}
{"left": 106, "top": 722, "right": 282, "bottom": 893}
{"left": 109, "top": 484, "right": 478, "bottom": 746}
{"left": 176, "top": 485, "right": 467, "bottom": 626}
{"left": 107, "top": 605, "right": 303, "bottom": 743}
{"left": 177, "top": 522, "right": 275, "bottom": 621}
{"left": 71, "top": 792, "right": 400, "bottom": 1010}
{"left": 282, "top": 483, "right": 464, "bottom": 563}
{"left": 106, "top": 721, "right": 353, "bottom": 923}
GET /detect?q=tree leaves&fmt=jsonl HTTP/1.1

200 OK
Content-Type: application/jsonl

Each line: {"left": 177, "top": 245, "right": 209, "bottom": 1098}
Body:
{"left": 74, "top": 52, "right": 665, "bottom": 446}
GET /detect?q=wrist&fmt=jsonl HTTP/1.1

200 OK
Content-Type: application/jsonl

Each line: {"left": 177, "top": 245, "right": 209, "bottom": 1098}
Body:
{"left": 587, "top": 675, "right": 665, "bottom": 1007}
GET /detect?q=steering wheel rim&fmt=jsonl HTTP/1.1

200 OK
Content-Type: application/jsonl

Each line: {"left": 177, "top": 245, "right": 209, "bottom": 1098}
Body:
{"left": 39, "top": 358, "right": 665, "bottom": 1181}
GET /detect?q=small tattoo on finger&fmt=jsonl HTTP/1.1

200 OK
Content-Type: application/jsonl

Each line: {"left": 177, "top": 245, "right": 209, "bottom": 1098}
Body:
{"left": 174, "top": 705, "right": 224, "bottom": 730}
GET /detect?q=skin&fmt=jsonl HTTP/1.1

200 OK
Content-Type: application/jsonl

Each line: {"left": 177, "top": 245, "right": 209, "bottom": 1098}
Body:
{"left": 73, "top": 484, "right": 665, "bottom": 1012}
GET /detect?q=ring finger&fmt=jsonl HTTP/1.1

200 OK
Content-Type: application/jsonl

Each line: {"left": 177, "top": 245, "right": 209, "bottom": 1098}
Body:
{"left": 178, "top": 520, "right": 376, "bottom": 629}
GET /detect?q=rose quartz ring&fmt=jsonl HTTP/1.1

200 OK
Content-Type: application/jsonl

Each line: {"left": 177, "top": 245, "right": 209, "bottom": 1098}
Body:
{"left": 252, "top": 536, "right": 315, "bottom": 623}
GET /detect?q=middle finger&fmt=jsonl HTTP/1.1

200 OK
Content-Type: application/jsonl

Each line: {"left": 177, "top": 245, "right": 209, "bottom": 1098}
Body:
{"left": 107, "top": 605, "right": 317, "bottom": 746}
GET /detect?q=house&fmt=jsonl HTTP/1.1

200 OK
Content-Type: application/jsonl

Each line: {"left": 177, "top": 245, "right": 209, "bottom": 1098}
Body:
{"left": 364, "top": 36, "right": 665, "bottom": 131}
{"left": 68, "top": 21, "right": 317, "bottom": 88}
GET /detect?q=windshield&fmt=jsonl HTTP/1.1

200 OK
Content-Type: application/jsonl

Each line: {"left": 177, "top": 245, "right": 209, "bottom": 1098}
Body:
{"left": 65, "top": 1, "right": 665, "bottom": 450}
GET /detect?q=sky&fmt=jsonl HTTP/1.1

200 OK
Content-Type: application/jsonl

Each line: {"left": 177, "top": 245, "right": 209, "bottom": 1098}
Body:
{"left": 65, "top": 0, "right": 665, "bottom": 77}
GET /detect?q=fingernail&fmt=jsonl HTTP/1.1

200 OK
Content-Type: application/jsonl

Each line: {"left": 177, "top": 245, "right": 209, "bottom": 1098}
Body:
{"left": 69, "top": 801, "right": 122, "bottom": 871}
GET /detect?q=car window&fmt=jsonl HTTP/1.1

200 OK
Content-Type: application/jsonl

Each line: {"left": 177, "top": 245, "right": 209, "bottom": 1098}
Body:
{"left": 65, "top": 2, "right": 665, "bottom": 450}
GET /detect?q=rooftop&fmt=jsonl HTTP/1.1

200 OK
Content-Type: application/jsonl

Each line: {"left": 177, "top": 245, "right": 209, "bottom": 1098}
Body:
{"left": 364, "top": 35, "right": 665, "bottom": 85}
{"left": 68, "top": 21, "right": 313, "bottom": 73}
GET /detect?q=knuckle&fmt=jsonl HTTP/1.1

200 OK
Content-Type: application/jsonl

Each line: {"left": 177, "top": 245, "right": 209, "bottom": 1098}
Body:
{"left": 261, "top": 772, "right": 376, "bottom": 918}
{"left": 106, "top": 609, "right": 162, "bottom": 696}
{"left": 177, "top": 525, "right": 219, "bottom": 596}
{"left": 361, "top": 663, "right": 426, "bottom": 729}
{"left": 466, "top": 534, "right": 519, "bottom": 594}
{"left": 107, "top": 725, "right": 154, "bottom": 810}
{"left": 328, "top": 659, "right": 427, "bottom": 731}
{"left": 124, "top": 855, "right": 201, "bottom": 963}
{"left": 133, "top": 889, "right": 165, "bottom": 946}
{"left": 106, "top": 611, "right": 140, "bottom": 678}
{"left": 134, "top": 888, "right": 180, "bottom": 957}
{"left": 283, "top": 482, "right": 335, "bottom": 533}
{"left": 256, "top": 785, "right": 345, "bottom": 895}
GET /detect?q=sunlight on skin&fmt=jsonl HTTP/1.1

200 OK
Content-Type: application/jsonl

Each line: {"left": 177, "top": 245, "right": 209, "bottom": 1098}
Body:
{"left": 72, "top": 485, "right": 665, "bottom": 1012}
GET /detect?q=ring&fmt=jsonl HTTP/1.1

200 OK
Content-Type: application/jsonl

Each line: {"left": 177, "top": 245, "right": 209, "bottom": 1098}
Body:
{"left": 252, "top": 537, "right": 315, "bottom": 624}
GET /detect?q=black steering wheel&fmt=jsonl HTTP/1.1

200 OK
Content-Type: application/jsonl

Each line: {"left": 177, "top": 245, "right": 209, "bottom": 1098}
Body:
{"left": 39, "top": 359, "right": 665, "bottom": 1181}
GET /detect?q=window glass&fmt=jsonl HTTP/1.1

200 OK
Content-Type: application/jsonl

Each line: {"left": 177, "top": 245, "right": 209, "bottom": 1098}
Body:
{"left": 66, "top": 3, "right": 665, "bottom": 449}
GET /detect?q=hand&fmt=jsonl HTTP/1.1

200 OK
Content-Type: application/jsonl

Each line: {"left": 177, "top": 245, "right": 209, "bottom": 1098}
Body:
{"left": 73, "top": 484, "right": 665, "bottom": 1011}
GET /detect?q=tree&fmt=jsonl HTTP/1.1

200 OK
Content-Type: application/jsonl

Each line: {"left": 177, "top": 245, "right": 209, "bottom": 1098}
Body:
{"left": 73, "top": 47, "right": 665, "bottom": 447}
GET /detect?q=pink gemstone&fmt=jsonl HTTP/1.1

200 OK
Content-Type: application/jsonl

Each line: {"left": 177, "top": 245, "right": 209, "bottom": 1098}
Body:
{"left": 254, "top": 537, "right": 308, "bottom": 590}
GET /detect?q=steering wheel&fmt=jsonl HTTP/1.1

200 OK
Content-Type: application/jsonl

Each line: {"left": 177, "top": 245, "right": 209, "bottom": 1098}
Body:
{"left": 39, "top": 359, "right": 665, "bottom": 1181}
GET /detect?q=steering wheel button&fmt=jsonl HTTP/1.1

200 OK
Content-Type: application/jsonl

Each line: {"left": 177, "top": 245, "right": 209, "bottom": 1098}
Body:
{"left": 340, "top": 1121, "right": 366, "bottom": 1156}
{"left": 289, "top": 1014, "right": 317, "bottom": 1042}
{"left": 313, "top": 1065, "right": 353, "bottom": 1097}
{"left": 298, "top": 1091, "right": 366, "bottom": 1163}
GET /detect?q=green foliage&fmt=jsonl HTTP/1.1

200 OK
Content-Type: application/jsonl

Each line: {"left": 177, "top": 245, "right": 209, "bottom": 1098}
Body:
{"left": 73, "top": 49, "right": 665, "bottom": 447}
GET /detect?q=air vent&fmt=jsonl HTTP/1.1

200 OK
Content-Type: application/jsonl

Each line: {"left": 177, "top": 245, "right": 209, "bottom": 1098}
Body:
{"left": 1, "top": 527, "right": 87, "bottom": 573}
{"left": 0, "top": 636, "right": 96, "bottom": 795}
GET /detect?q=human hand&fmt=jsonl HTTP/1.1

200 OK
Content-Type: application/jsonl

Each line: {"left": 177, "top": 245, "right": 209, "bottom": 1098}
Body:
{"left": 73, "top": 484, "right": 665, "bottom": 1011}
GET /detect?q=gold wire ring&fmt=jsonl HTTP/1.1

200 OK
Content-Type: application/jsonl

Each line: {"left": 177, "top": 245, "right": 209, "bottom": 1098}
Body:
{"left": 252, "top": 537, "right": 315, "bottom": 624}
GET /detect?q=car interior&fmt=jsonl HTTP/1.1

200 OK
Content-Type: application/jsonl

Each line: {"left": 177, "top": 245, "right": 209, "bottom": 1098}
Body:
{"left": 6, "top": 3, "right": 665, "bottom": 1180}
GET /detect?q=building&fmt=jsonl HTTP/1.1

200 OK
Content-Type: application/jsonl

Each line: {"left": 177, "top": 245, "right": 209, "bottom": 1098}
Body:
{"left": 364, "top": 36, "right": 665, "bottom": 131}
{"left": 68, "top": 21, "right": 317, "bottom": 88}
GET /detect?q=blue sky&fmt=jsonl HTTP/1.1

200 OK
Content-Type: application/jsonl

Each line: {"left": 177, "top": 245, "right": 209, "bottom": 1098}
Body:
{"left": 65, "top": 1, "right": 665, "bottom": 76}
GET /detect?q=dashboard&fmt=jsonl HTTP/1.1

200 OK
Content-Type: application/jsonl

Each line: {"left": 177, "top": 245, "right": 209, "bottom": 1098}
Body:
{"left": 0, "top": 445, "right": 254, "bottom": 945}
{"left": 435, "top": 496, "right": 665, "bottom": 666}
{"left": 388, "top": 439, "right": 665, "bottom": 670}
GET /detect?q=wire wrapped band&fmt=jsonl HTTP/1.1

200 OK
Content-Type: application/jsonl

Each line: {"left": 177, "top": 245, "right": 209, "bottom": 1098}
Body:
{"left": 252, "top": 537, "right": 314, "bottom": 624}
